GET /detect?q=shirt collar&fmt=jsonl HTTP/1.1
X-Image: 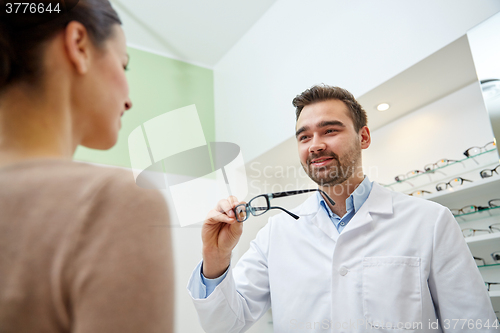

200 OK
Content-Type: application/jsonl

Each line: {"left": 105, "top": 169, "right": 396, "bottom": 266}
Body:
{"left": 317, "top": 176, "right": 373, "bottom": 218}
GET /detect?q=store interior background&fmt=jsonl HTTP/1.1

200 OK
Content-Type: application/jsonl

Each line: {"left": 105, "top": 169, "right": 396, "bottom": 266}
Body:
{"left": 72, "top": 1, "right": 500, "bottom": 332}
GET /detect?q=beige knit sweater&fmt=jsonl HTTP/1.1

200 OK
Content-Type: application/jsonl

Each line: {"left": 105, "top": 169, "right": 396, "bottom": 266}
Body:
{"left": 0, "top": 159, "right": 173, "bottom": 333}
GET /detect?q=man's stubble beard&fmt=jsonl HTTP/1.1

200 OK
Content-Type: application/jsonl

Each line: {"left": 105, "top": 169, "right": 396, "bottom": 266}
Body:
{"left": 301, "top": 140, "right": 361, "bottom": 187}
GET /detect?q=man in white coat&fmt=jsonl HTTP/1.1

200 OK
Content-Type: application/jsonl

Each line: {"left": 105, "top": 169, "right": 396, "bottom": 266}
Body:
{"left": 187, "top": 85, "right": 498, "bottom": 332}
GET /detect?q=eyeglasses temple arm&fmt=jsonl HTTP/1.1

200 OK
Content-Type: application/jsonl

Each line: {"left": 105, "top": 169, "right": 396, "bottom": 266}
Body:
{"left": 318, "top": 190, "right": 336, "bottom": 206}
{"left": 268, "top": 206, "right": 300, "bottom": 220}
{"left": 270, "top": 189, "right": 335, "bottom": 206}
{"left": 271, "top": 189, "right": 318, "bottom": 198}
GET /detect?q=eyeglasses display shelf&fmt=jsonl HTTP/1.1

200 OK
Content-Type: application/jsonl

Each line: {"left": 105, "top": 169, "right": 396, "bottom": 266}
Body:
{"left": 385, "top": 147, "right": 498, "bottom": 191}
{"left": 466, "top": 232, "right": 500, "bottom": 261}
{"left": 422, "top": 172, "right": 500, "bottom": 304}
{"left": 425, "top": 175, "right": 500, "bottom": 209}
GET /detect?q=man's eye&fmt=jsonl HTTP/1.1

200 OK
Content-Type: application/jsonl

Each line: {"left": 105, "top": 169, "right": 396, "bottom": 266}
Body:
{"left": 299, "top": 135, "right": 308, "bottom": 141}
{"left": 326, "top": 129, "right": 338, "bottom": 134}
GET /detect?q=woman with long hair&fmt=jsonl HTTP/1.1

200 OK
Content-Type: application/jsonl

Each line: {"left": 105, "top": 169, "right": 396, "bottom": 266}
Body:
{"left": 0, "top": 1, "right": 173, "bottom": 332}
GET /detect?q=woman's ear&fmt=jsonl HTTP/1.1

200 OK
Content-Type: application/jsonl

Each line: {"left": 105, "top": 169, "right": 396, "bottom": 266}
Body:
{"left": 64, "top": 21, "right": 92, "bottom": 74}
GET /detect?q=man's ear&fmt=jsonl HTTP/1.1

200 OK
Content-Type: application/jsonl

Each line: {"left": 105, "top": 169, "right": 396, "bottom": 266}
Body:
{"left": 64, "top": 21, "right": 92, "bottom": 75}
{"left": 359, "top": 126, "right": 371, "bottom": 149}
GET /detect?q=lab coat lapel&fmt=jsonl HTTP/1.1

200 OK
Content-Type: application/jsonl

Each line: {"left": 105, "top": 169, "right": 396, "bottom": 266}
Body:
{"left": 341, "top": 182, "right": 394, "bottom": 234}
{"left": 298, "top": 194, "right": 340, "bottom": 242}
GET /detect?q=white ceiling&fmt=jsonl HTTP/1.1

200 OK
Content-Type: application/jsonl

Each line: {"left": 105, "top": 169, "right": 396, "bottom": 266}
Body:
{"left": 357, "top": 35, "right": 479, "bottom": 132}
{"left": 110, "top": 0, "right": 277, "bottom": 68}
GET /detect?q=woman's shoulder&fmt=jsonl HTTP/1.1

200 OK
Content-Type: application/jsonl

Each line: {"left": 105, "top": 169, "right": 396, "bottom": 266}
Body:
{"left": 0, "top": 158, "right": 165, "bottom": 207}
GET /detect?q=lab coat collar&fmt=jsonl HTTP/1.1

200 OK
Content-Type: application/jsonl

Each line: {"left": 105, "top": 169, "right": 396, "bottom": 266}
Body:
{"left": 340, "top": 182, "right": 394, "bottom": 235}
{"left": 296, "top": 182, "right": 393, "bottom": 240}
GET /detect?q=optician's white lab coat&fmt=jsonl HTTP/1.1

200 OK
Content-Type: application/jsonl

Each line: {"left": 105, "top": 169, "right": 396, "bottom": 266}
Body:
{"left": 187, "top": 183, "right": 497, "bottom": 333}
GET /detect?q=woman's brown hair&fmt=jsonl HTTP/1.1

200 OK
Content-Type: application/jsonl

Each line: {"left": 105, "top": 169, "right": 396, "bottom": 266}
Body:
{"left": 0, "top": 0, "right": 121, "bottom": 92}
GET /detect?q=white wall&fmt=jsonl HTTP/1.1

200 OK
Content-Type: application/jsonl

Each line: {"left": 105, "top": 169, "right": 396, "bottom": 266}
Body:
{"left": 213, "top": 0, "right": 500, "bottom": 162}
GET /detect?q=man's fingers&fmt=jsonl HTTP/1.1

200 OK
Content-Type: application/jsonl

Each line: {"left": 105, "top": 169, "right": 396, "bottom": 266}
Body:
{"left": 227, "top": 196, "right": 239, "bottom": 208}
{"left": 205, "top": 208, "right": 235, "bottom": 224}
{"left": 216, "top": 196, "right": 241, "bottom": 218}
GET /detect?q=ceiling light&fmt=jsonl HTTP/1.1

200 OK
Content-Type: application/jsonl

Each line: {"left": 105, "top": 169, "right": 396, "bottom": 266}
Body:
{"left": 481, "top": 79, "right": 500, "bottom": 100}
{"left": 377, "top": 103, "right": 390, "bottom": 111}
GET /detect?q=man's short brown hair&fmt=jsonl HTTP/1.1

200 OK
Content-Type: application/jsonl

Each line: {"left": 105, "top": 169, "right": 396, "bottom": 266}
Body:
{"left": 292, "top": 84, "right": 368, "bottom": 133}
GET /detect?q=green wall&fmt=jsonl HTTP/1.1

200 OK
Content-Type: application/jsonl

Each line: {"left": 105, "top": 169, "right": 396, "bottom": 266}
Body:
{"left": 74, "top": 47, "right": 214, "bottom": 168}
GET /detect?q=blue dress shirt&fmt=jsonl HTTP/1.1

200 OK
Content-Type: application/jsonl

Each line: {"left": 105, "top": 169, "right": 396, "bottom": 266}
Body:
{"left": 318, "top": 176, "right": 373, "bottom": 233}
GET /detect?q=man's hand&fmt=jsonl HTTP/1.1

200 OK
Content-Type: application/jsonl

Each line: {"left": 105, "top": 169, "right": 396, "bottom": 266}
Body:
{"left": 202, "top": 196, "right": 245, "bottom": 279}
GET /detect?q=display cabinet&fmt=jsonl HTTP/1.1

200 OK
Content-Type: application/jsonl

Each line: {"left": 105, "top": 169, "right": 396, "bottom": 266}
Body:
{"left": 385, "top": 147, "right": 500, "bottom": 318}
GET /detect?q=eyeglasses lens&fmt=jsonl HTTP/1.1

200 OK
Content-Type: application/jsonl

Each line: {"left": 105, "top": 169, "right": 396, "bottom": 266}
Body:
{"left": 481, "top": 170, "right": 493, "bottom": 178}
{"left": 449, "top": 178, "right": 462, "bottom": 187}
{"left": 235, "top": 205, "right": 247, "bottom": 222}
{"left": 436, "top": 183, "right": 447, "bottom": 191}
{"left": 248, "top": 196, "right": 269, "bottom": 216}
{"left": 490, "top": 223, "right": 500, "bottom": 233}
{"left": 492, "top": 252, "right": 500, "bottom": 262}
{"left": 461, "top": 205, "right": 476, "bottom": 214}
{"left": 467, "top": 147, "right": 481, "bottom": 157}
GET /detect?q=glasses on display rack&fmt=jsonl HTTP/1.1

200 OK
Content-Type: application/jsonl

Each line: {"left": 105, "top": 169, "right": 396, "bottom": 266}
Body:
{"left": 233, "top": 189, "right": 336, "bottom": 223}
{"left": 408, "top": 190, "right": 432, "bottom": 197}
{"left": 462, "top": 223, "right": 500, "bottom": 237}
{"left": 436, "top": 177, "right": 472, "bottom": 191}
{"left": 450, "top": 199, "right": 500, "bottom": 216}
{"left": 462, "top": 228, "right": 491, "bottom": 237}
{"left": 475, "top": 257, "right": 487, "bottom": 266}
{"left": 463, "top": 141, "right": 496, "bottom": 158}
{"left": 394, "top": 170, "right": 426, "bottom": 182}
{"left": 474, "top": 252, "right": 500, "bottom": 267}
{"left": 480, "top": 164, "right": 500, "bottom": 179}
{"left": 451, "top": 205, "right": 490, "bottom": 216}
{"left": 485, "top": 282, "right": 500, "bottom": 291}
{"left": 424, "top": 159, "right": 459, "bottom": 172}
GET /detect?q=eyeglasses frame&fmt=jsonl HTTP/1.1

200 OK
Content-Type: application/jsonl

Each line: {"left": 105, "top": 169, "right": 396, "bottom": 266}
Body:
{"left": 480, "top": 164, "right": 500, "bottom": 179}
{"left": 436, "top": 177, "right": 472, "bottom": 191}
{"left": 463, "top": 141, "right": 496, "bottom": 158}
{"left": 234, "top": 189, "right": 336, "bottom": 222}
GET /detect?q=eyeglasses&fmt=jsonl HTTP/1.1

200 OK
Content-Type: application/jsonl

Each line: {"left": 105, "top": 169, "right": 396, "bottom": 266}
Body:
{"left": 463, "top": 141, "right": 496, "bottom": 158}
{"left": 462, "top": 228, "right": 491, "bottom": 237}
{"left": 475, "top": 251, "right": 500, "bottom": 267}
{"left": 451, "top": 205, "right": 489, "bottom": 216}
{"left": 424, "top": 159, "right": 459, "bottom": 172}
{"left": 480, "top": 164, "right": 500, "bottom": 179}
{"left": 462, "top": 223, "right": 500, "bottom": 237}
{"left": 451, "top": 199, "right": 500, "bottom": 216}
{"left": 234, "top": 189, "right": 336, "bottom": 222}
{"left": 474, "top": 257, "right": 487, "bottom": 266}
{"left": 395, "top": 170, "right": 426, "bottom": 182}
{"left": 485, "top": 282, "right": 500, "bottom": 291}
{"left": 436, "top": 177, "right": 472, "bottom": 191}
{"left": 409, "top": 190, "right": 432, "bottom": 197}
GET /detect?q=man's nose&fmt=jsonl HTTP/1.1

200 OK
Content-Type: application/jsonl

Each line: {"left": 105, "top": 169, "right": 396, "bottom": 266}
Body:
{"left": 308, "top": 136, "right": 326, "bottom": 153}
